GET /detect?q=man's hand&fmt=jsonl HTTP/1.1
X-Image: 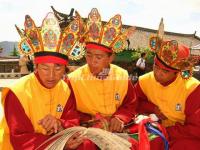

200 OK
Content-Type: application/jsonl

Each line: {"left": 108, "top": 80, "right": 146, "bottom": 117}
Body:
{"left": 64, "top": 132, "right": 85, "bottom": 149}
{"left": 38, "top": 114, "right": 63, "bottom": 135}
{"left": 109, "top": 117, "right": 124, "bottom": 132}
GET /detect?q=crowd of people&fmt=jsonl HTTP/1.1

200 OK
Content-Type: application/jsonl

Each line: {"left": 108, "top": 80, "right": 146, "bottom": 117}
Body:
{"left": 0, "top": 7, "right": 199, "bottom": 150}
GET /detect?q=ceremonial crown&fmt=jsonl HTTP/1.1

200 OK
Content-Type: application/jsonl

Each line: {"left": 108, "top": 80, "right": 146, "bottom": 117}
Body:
{"left": 15, "top": 11, "right": 85, "bottom": 63}
{"left": 149, "top": 18, "right": 197, "bottom": 78}
{"left": 83, "top": 8, "right": 135, "bottom": 53}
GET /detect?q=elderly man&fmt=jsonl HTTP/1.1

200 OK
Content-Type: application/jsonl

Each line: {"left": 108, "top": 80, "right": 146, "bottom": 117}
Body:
{"left": 0, "top": 12, "right": 85, "bottom": 150}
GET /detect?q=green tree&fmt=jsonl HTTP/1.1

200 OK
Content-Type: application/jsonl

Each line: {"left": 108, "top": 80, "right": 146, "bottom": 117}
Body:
{"left": 131, "top": 47, "right": 155, "bottom": 64}
{"left": 10, "top": 45, "right": 19, "bottom": 56}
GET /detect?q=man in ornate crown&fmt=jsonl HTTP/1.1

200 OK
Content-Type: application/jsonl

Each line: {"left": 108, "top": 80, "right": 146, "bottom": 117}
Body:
{"left": 136, "top": 19, "right": 200, "bottom": 150}
{"left": 0, "top": 12, "right": 86, "bottom": 150}
{"left": 67, "top": 8, "right": 165, "bottom": 150}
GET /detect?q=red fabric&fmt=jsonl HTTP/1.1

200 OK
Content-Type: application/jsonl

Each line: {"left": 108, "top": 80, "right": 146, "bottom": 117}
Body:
{"left": 4, "top": 84, "right": 79, "bottom": 149}
{"left": 149, "top": 137, "right": 165, "bottom": 150}
{"left": 34, "top": 55, "right": 68, "bottom": 65}
{"left": 154, "top": 57, "right": 178, "bottom": 72}
{"left": 77, "top": 139, "right": 97, "bottom": 150}
{"left": 177, "top": 44, "right": 190, "bottom": 59}
{"left": 138, "top": 119, "right": 151, "bottom": 150}
{"left": 128, "top": 118, "right": 167, "bottom": 150}
{"left": 129, "top": 134, "right": 165, "bottom": 150}
{"left": 170, "top": 138, "right": 200, "bottom": 150}
{"left": 129, "top": 137, "right": 139, "bottom": 150}
{"left": 86, "top": 43, "right": 112, "bottom": 53}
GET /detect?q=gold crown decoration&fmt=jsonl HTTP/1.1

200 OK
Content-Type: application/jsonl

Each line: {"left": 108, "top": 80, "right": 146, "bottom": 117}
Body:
{"left": 149, "top": 18, "right": 198, "bottom": 78}
{"left": 84, "top": 8, "right": 136, "bottom": 53}
{"left": 15, "top": 11, "right": 85, "bottom": 60}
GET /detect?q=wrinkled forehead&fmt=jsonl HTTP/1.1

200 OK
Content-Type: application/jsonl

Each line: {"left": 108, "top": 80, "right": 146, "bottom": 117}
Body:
{"left": 37, "top": 63, "right": 65, "bottom": 67}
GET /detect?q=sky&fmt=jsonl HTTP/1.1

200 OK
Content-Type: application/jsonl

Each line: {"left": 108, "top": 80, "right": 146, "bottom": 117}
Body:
{"left": 0, "top": 0, "right": 199, "bottom": 42}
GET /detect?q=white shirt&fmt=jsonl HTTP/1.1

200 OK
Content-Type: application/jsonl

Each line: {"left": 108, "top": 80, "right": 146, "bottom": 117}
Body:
{"left": 136, "top": 58, "right": 145, "bottom": 69}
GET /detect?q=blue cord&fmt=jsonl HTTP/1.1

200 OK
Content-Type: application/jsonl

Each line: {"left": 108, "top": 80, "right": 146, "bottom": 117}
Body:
{"left": 145, "top": 123, "right": 169, "bottom": 150}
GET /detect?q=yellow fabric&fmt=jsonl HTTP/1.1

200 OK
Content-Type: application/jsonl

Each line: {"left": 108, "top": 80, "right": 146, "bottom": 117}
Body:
{"left": 0, "top": 73, "right": 70, "bottom": 150}
{"left": 139, "top": 72, "right": 200, "bottom": 127}
{"left": 68, "top": 64, "right": 128, "bottom": 116}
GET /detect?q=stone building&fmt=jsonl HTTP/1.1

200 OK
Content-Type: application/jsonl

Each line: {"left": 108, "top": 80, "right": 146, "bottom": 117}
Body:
{"left": 0, "top": 58, "right": 19, "bottom": 73}
{"left": 127, "top": 26, "right": 200, "bottom": 50}
{"left": 191, "top": 44, "right": 200, "bottom": 56}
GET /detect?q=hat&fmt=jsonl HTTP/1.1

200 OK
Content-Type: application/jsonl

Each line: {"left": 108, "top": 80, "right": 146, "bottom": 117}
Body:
{"left": 83, "top": 8, "right": 135, "bottom": 53}
{"left": 149, "top": 18, "right": 198, "bottom": 79}
{"left": 15, "top": 11, "right": 85, "bottom": 65}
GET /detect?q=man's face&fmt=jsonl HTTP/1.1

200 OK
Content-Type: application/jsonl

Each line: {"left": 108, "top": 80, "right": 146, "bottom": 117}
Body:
{"left": 85, "top": 48, "right": 113, "bottom": 76}
{"left": 36, "top": 63, "right": 65, "bottom": 88}
{"left": 153, "top": 63, "right": 178, "bottom": 85}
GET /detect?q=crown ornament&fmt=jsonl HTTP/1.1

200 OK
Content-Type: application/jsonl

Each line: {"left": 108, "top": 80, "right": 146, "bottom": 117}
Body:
{"left": 149, "top": 18, "right": 198, "bottom": 79}
{"left": 83, "top": 8, "right": 135, "bottom": 53}
{"left": 15, "top": 11, "right": 85, "bottom": 60}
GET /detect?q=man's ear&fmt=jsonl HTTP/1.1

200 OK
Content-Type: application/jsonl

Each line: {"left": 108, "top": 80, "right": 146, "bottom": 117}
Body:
{"left": 65, "top": 66, "right": 70, "bottom": 73}
{"left": 109, "top": 53, "right": 115, "bottom": 63}
{"left": 34, "top": 64, "right": 38, "bottom": 73}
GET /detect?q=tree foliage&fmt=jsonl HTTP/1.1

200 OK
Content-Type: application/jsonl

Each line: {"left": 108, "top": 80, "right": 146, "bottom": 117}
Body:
{"left": 10, "top": 45, "right": 19, "bottom": 56}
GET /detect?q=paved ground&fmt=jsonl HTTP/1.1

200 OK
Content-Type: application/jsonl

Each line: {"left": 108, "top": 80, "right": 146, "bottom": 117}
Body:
{"left": 0, "top": 79, "right": 18, "bottom": 89}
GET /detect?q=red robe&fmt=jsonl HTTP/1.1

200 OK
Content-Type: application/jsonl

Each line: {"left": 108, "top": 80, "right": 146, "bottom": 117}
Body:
{"left": 4, "top": 74, "right": 79, "bottom": 150}
{"left": 135, "top": 82, "right": 200, "bottom": 150}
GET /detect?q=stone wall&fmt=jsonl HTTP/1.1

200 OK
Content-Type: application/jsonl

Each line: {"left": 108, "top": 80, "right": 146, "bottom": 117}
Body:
{"left": 128, "top": 27, "right": 200, "bottom": 50}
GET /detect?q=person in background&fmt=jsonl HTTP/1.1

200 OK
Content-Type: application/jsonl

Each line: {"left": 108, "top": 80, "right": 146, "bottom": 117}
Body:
{"left": 19, "top": 54, "right": 30, "bottom": 76}
{"left": 26, "top": 55, "right": 34, "bottom": 72}
{"left": 136, "top": 52, "right": 146, "bottom": 77}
